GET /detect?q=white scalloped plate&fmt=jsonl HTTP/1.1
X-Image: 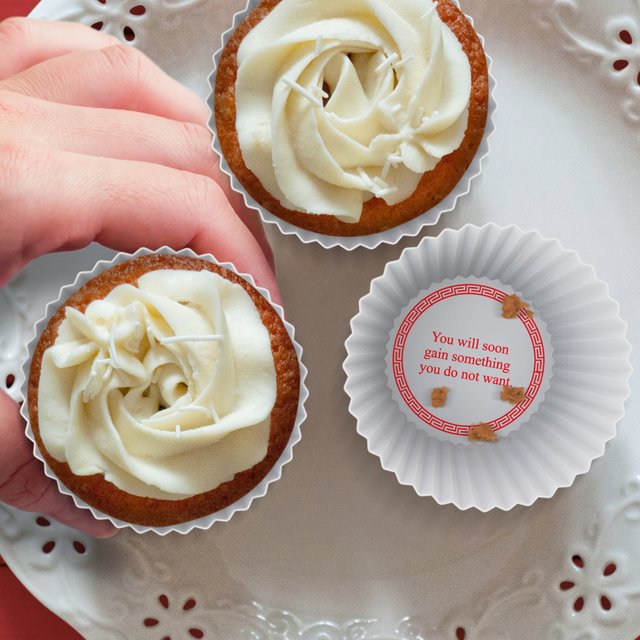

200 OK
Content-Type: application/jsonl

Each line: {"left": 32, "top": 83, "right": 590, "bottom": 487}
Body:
{"left": 2, "top": 1, "right": 640, "bottom": 639}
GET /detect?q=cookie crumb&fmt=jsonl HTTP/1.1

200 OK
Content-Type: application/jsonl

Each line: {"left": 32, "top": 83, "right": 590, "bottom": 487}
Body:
{"left": 468, "top": 423, "right": 497, "bottom": 442}
{"left": 431, "top": 386, "right": 449, "bottom": 408}
{"left": 502, "top": 294, "right": 533, "bottom": 319}
{"left": 500, "top": 385, "right": 526, "bottom": 405}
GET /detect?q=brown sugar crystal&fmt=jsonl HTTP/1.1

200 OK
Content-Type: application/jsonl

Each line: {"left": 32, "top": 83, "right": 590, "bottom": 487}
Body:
{"left": 431, "top": 386, "right": 449, "bottom": 408}
{"left": 468, "top": 423, "right": 497, "bottom": 442}
{"left": 502, "top": 294, "right": 533, "bottom": 319}
{"left": 500, "top": 385, "right": 526, "bottom": 405}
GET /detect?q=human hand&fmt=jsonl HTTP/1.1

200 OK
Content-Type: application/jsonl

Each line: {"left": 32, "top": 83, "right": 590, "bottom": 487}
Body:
{"left": 0, "top": 18, "right": 278, "bottom": 537}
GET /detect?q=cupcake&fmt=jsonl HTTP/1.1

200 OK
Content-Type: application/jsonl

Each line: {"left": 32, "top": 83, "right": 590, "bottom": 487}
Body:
{"left": 25, "top": 252, "right": 303, "bottom": 530}
{"left": 213, "top": 0, "right": 490, "bottom": 238}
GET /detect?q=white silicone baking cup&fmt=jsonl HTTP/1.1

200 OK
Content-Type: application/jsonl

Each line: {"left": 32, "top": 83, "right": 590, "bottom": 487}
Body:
{"left": 19, "top": 247, "right": 308, "bottom": 535}
{"left": 207, "top": 0, "right": 497, "bottom": 250}
{"left": 344, "top": 224, "right": 632, "bottom": 511}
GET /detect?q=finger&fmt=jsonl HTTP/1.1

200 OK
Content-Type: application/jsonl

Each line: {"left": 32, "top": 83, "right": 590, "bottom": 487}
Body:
{"left": 0, "top": 141, "right": 281, "bottom": 303}
{"left": 0, "top": 18, "right": 121, "bottom": 80}
{"left": 228, "top": 198, "right": 274, "bottom": 273}
{"left": 220, "top": 188, "right": 274, "bottom": 272}
{"left": 0, "top": 89, "right": 216, "bottom": 175}
{"left": 0, "top": 89, "right": 274, "bottom": 267}
{"left": 0, "top": 43, "right": 208, "bottom": 125}
{"left": 0, "top": 391, "right": 116, "bottom": 538}
{"left": 0, "top": 42, "right": 273, "bottom": 264}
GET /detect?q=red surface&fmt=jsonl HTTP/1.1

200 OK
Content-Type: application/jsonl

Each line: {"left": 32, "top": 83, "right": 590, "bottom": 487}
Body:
{"left": 0, "top": 0, "right": 32, "bottom": 21}
{"left": 0, "top": 553, "right": 83, "bottom": 640}
{"left": 0, "top": 2, "right": 82, "bottom": 637}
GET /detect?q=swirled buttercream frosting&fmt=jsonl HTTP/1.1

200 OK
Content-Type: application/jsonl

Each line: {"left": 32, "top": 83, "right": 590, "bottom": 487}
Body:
{"left": 37, "top": 269, "right": 277, "bottom": 500}
{"left": 235, "top": 0, "right": 472, "bottom": 223}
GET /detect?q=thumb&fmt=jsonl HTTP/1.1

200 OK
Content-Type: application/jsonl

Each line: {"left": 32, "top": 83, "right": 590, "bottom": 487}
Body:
{"left": 0, "top": 390, "right": 116, "bottom": 538}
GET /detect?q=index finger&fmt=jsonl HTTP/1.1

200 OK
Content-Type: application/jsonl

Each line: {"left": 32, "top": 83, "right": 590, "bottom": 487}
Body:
{"left": 0, "top": 142, "right": 280, "bottom": 301}
{"left": 0, "top": 17, "right": 121, "bottom": 80}
{"left": 0, "top": 42, "right": 208, "bottom": 125}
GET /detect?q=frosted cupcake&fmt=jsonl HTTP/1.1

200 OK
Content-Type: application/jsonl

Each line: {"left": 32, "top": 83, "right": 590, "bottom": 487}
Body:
{"left": 25, "top": 252, "right": 302, "bottom": 530}
{"left": 213, "top": 0, "right": 490, "bottom": 238}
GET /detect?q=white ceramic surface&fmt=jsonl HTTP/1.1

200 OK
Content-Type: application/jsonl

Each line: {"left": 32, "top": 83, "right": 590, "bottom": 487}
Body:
{"left": 18, "top": 247, "right": 308, "bottom": 535}
{"left": 345, "top": 224, "right": 631, "bottom": 511}
{"left": 1, "top": 0, "right": 640, "bottom": 638}
{"left": 208, "top": 0, "right": 497, "bottom": 250}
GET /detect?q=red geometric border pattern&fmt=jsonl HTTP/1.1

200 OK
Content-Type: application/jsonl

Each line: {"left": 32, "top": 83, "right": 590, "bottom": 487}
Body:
{"left": 392, "top": 284, "right": 546, "bottom": 436}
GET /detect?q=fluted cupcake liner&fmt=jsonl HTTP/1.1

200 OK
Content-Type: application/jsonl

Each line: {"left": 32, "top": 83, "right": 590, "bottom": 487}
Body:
{"left": 207, "top": 0, "right": 497, "bottom": 250}
{"left": 19, "top": 247, "right": 308, "bottom": 535}
{"left": 344, "top": 224, "right": 632, "bottom": 511}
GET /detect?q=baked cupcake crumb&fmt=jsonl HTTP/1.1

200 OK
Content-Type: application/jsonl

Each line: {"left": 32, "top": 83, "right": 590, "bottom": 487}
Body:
{"left": 501, "top": 385, "right": 526, "bottom": 405}
{"left": 468, "top": 423, "right": 497, "bottom": 442}
{"left": 431, "top": 386, "right": 449, "bottom": 408}
{"left": 502, "top": 294, "right": 533, "bottom": 319}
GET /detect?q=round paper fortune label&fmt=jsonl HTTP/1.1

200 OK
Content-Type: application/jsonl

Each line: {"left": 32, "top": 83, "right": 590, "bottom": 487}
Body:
{"left": 386, "top": 277, "right": 554, "bottom": 443}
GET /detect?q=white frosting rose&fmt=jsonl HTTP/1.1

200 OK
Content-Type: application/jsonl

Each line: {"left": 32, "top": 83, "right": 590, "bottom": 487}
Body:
{"left": 38, "top": 269, "right": 277, "bottom": 500}
{"left": 235, "top": 0, "right": 472, "bottom": 223}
